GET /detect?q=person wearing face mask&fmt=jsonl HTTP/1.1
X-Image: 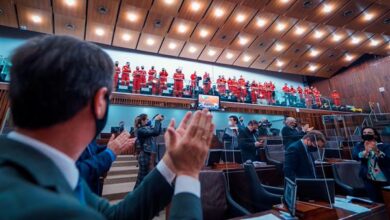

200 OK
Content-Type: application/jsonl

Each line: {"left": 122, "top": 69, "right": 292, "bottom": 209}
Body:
{"left": 134, "top": 114, "right": 163, "bottom": 189}
{"left": 352, "top": 127, "right": 390, "bottom": 202}
{"left": 284, "top": 130, "right": 327, "bottom": 181}
{"left": 238, "top": 116, "right": 245, "bottom": 129}
{"left": 282, "top": 117, "right": 313, "bottom": 150}
{"left": 223, "top": 115, "right": 240, "bottom": 149}
{"left": 238, "top": 120, "right": 263, "bottom": 162}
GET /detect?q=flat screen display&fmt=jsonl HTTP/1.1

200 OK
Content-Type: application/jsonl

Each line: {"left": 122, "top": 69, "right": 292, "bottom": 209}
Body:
{"left": 197, "top": 95, "right": 220, "bottom": 111}
{"left": 284, "top": 177, "right": 297, "bottom": 217}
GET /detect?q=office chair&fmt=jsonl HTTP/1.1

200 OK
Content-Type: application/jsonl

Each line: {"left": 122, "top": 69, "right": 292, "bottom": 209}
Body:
{"left": 332, "top": 163, "right": 367, "bottom": 197}
{"left": 243, "top": 163, "right": 282, "bottom": 212}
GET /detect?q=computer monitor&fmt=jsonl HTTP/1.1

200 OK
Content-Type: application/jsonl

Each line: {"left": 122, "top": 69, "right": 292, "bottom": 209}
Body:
{"left": 283, "top": 177, "right": 297, "bottom": 217}
{"left": 220, "top": 150, "right": 242, "bottom": 164}
{"left": 296, "top": 178, "right": 335, "bottom": 203}
{"left": 197, "top": 94, "right": 220, "bottom": 111}
{"left": 205, "top": 149, "right": 222, "bottom": 166}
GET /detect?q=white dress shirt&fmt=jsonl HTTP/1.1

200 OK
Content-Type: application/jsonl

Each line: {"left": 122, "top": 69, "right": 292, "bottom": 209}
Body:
{"left": 7, "top": 131, "right": 200, "bottom": 197}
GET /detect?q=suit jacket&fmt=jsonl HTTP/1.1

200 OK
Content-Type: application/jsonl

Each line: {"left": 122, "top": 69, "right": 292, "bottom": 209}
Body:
{"left": 352, "top": 142, "right": 390, "bottom": 182}
{"left": 284, "top": 140, "right": 316, "bottom": 181}
{"left": 238, "top": 127, "right": 258, "bottom": 162}
{"left": 281, "top": 126, "right": 305, "bottom": 149}
{"left": 0, "top": 137, "right": 202, "bottom": 220}
{"left": 76, "top": 140, "right": 114, "bottom": 195}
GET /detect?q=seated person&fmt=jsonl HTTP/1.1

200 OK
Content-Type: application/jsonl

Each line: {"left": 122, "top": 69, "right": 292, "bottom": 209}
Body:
{"left": 223, "top": 115, "right": 239, "bottom": 149}
{"left": 238, "top": 120, "right": 262, "bottom": 162}
{"left": 352, "top": 127, "right": 390, "bottom": 202}
{"left": 284, "top": 130, "right": 326, "bottom": 181}
{"left": 281, "top": 117, "right": 313, "bottom": 149}
{"left": 77, "top": 132, "right": 135, "bottom": 195}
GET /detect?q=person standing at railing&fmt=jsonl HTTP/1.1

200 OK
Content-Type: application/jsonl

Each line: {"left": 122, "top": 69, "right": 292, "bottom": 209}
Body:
{"left": 297, "top": 85, "right": 303, "bottom": 104}
{"left": 250, "top": 80, "right": 259, "bottom": 104}
{"left": 114, "top": 61, "right": 120, "bottom": 91}
{"left": 304, "top": 86, "right": 312, "bottom": 108}
{"left": 290, "top": 85, "right": 297, "bottom": 106}
{"left": 190, "top": 71, "right": 197, "bottom": 92}
{"left": 140, "top": 66, "right": 147, "bottom": 88}
{"left": 313, "top": 87, "right": 322, "bottom": 107}
{"left": 132, "top": 66, "right": 141, "bottom": 94}
{"left": 147, "top": 66, "right": 156, "bottom": 85}
{"left": 282, "top": 83, "right": 290, "bottom": 106}
{"left": 331, "top": 89, "right": 341, "bottom": 106}
{"left": 203, "top": 72, "right": 211, "bottom": 95}
{"left": 159, "top": 68, "right": 168, "bottom": 94}
{"left": 237, "top": 75, "right": 246, "bottom": 102}
{"left": 231, "top": 76, "right": 238, "bottom": 98}
{"left": 173, "top": 69, "right": 185, "bottom": 97}
{"left": 121, "top": 61, "right": 131, "bottom": 86}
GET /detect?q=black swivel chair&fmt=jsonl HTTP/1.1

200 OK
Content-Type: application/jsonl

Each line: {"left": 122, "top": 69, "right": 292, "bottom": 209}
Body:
{"left": 243, "top": 163, "right": 283, "bottom": 212}
{"left": 332, "top": 162, "right": 367, "bottom": 197}
{"left": 264, "top": 144, "right": 285, "bottom": 172}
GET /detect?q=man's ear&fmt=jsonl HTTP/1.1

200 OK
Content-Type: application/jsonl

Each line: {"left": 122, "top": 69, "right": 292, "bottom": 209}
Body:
{"left": 92, "top": 87, "right": 109, "bottom": 119}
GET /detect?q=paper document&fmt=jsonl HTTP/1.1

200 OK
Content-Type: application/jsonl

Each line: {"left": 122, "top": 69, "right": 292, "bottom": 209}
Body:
{"left": 334, "top": 198, "right": 370, "bottom": 213}
{"left": 243, "top": 213, "right": 281, "bottom": 220}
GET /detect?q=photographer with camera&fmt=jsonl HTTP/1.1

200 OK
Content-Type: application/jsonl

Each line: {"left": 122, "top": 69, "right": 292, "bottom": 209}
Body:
{"left": 258, "top": 118, "right": 272, "bottom": 137}
{"left": 134, "top": 113, "right": 164, "bottom": 189}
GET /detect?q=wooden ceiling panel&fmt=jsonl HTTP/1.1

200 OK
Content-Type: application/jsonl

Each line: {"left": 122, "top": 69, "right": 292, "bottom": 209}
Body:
{"left": 283, "top": 60, "right": 308, "bottom": 74}
{"left": 137, "top": 33, "right": 164, "bottom": 53}
{"left": 150, "top": 0, "right": 183, "bottom": 16}
{"left": 344, "top": 3, "right": 389, "bottom": 31}
{"left": 376, "top": 0, "right": 390, "bottom": 7}
{"left": 317, "top": 48, "right": 345, "bottom": 63}
{"left": 352, "top": 34, "right": 388, "bottom": 54}
{"left": 17, "top": 4, "right": 53, "bottom": 34}
{"left": 217, "top": 49, "right": 241, "bottom": 65}
{"left": 159, "top": 37, "right": 185, "bottom": 56}
{"left": 0, "top": 0, "right": 18, "bottom": 28}
{"left": 306, "top": 0, "right": 349, "bottom": 23}
{"left": 116, "top": 4, "right": 148, "bottom": 31}
{"left": 336, "top": 32, "right": 374, "bottom": 50}
{"left": 241, "top": 0, "right": 270, "bottom": 10}
{"left": 53, "top": 0, "right": 86, "bottom": 18}
{"left": 190, "top": 23, "right": 217, "bottom": 44}
{"left": 122, "top": 0, "right": 153, "bottom": 9}
{"left": 223, "top": 5, "right": 257, "bottom": 31}
{"left": 112, "top": 27, "right": 140, "bottom": 49}
{"left": 319, "top": 28, "right": 354, "bottom": 47}
{"left": 375, "top": 38, "right": 390, "bottom": 55}
{"left": 282, "top": 20, "right": 316, "bottom": 43}
{"left": 365, "top": 11, "right": 390, "bottom": 35}
{"left": 85, "top": 22, "right": 114, "bottom": 45}
{"left": 168, "top": 18, "right": 196, "bottom": 40}
{"left": 233, "top": 51, "right": 258, "bottom": 67}
{"left": 335, "top": 52, "right": 361, "bottom": 67}
{"left": 201, "top": 0, "right": 235, "bottom": 27}
{"left": 244, "top": 11, "right": 278, "bottom": 36}
{"left": 285, "top": 0, "right": 324, "bottom": 19}
{"left": 300, "top": 25, "right": 335, "bottom": 45}
{"left": 54, "top": 14, "right": 85, "bottom": 39}
{"left": 250, "top": 54, "right": 275, "bottom": 70}
{"left": 316, "top": 64, "right": 342, "bottom": 78}
{"left": 282, "top": 43, "right": 311, "bottom": 59}
{"left": 15, "top": 0, "right": 51, "bottom": 10}
{"left": 325, "top": 0, "right": 373, "bottom": 27}
{"left": 265, "top": 40, "right": 292, "bottom": 56}
{"left": 265, "top": 0, "right": 297, "bottom": 14}
{"left": 143, "top": 12, "right": 173, "bottom": 35}
{"left": 267, "top": 58, "right": 291, "bottom": 72}
{"left": 300, "top": 46, "right": 327, "bottom": 62}
{"left": 300, "top": 62, "right": 324, "bottom": 75}
{"left": 210, "top": 27, "right": 238, "bottom": 48}
{"left": 198, "top": 45, "right": 224, "bottom": 62}
{"left": 262, "top": 16, "right": 298, "bottom": 39}
{"left": 179, "top": 41, "right": 204, "bottom": 59}
{"left": 177, "top": 0, "right": 211, "bottom": 22}
{"left": 248, "top": 36, "right": 276, "bottom": 53}
{"left": 229, "top": 32, "right": 256, "bottom": 50}
{"left": 87, "top": 0, "right": 120, "bottom": 26}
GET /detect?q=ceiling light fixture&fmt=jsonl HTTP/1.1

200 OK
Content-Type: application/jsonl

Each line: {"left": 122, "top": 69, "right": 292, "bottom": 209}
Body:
{"left": 314, "top": 30, "right": 324, "bottom": 39}
{"left": 295, "top": 26, "right": 305, "bottom": 35}
{"left": 345, "top": 54, "right": 353, "bottom": 61}
{"left": 332, "top": 34, "right": 342, "bottom": 42}
{"left": 363, "top": 12, "right": 375, "bottom": 21}
{"left": 127, "top": 12, "right": 138, "bottom": 22}
{"left": 351, "top": 37, "right": 361, "bottom": 44}
{"left": 276, "top": 60, "right": 284, "bottom": 67}
{"left": 322, "top": 4, "right": 333, "bottom": 13}
{"left": 146, "top": 38, "right": 155, "bottom": 46}
{"left": 64, "top": 0, "right": 76, "bottom": 7}
{"left": 276, "top": 22, "right": 286, "bottom": 31}
{"left": 31, "top": 15, "right": 42, "bottom": 23}
{"left": 226, "top": 53, "right": 234, "bottom": 59}
{"left": 310, "top": 49, "right": 319, "bottom": 57}
{"left": 191, "top": 1, "right": 201, "bottom": 11}
{"left": 275, "top": 43, "right": 284, "bottom": 51}
{"left": 257, "top": 18, "right": 266, "bottom": 27}
{"left": 236, "top": 14, "right": 245, "bottom": 22}
{"left": 164, "top": 0, "right": 174, "bottom": 5}
{"left": 199, "top": 29, "right": 208, "bottom": 38}
{"left": 308, "top": 64, "right": 318, "bottom": 71}
{"left": 168, "top": 42, "right": 177, "bottom": 49}
{"left": 243, "top": 55, "right": 251, "bottom": 62}
{"left": 370, "top": 39, "right": 379, "bottom": 47}
{"left": 178, "top": 24, "right": 187, "bottom": 33}
{"left": 208, "top": 49, "right": 216, "bottom": 56}
{"left": 95, "top": 28, "right": 105, "bottom": 36}
{"left": 189, "top": 46, "right": 197, "bottom": 53}
{"left": 214, "top": 8, "right": 224, "bottom": 17}
{"left": 280, "top": 0, "right": 290, "bottom": 3}
{"left": 239, "top": 37, "right": 248, "bottom": 45}
{"left": 122, "top": 34, "right": 131, "bottom": 41}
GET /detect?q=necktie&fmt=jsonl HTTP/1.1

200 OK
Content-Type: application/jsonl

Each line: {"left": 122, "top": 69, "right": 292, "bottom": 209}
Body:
{"left": 74, "top": 178, "right": 86, "bottom": 205}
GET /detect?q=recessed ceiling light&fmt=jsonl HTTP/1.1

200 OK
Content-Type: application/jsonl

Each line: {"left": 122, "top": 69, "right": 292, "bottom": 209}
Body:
{"left": 164, "top": 0, "right": 174, "bottom": 5}
{"left": 370, "top": 39, "right": 380, "bottom": 47}
{"left": 351, "top": 37, "right": 361, "bottom": 44}
{"left": 276, "top": 60, "right": 284, "bottom": 67}
{"left": 214, "top": 8, "right": 224, "bottom": 17}
{"left": 243, "top": 55, "right": 251, "bottom": 62}
{"left": 257, "top": 18, "right": 266, "bottom": 27}
{"left": 332, "top": 34, "right": 342, "bottom": 42}
{"left": 314, "top": 30, "right": 324, "bottom": 39}
{"left": 322, "top": 4, "right": 333, "bottom": 13}
{"left": 310, "top": 49, "right": 320, "bottom": 57}
{"left": 199, "top": 29, "right": 208, "bottom": 38}
{"left": 275, "top": 43, "right": 284, "bottom": 51}
{"left": 208, "top": 49, "right": 216, "bottom": 56}
{"left": 168, "top": 42, "right": 177, "bottom": 49}
{"left": 191, "top": 1, "right": 201, "bottom": 11}
{"left": 226, "top": 52, "right": 234, "bottom": 59}
{"left": 122, "top": 34, "right": 131, "bottom": 41}
{"left": 345, "top": 54, "right": 353, "bottom": 61}
{"left": 280, "top": 0, "right": 290, "bottom": 3}
{"left": 363, "top": 12, "right": 375, "bottom": 21}
{"left": 95, "top": 28, "right": 105, "bottom": 36}
{"left": 239, "top": 37, "right": 248, "bottom": 45}
{"left": 146, "top": 38, "right": 155, "bottom": 46}
{"left": 308, "top": 64, "right": 318, "bottom": 71}
{"left": 127, "top": 12, "right": 138, "bottom": 22}
{"left": 178, "top": 24, "right": 187, "bottom": 33}
{"left": 276, "top": 23, "right": 286, "bottom": 31}
{"left": 31, "top": 15, "right": 42, "bottom": 23}
{"left": 189, "top": 46, "right": 197, "bottom": 53}
{"left": 236, "top": 14, "right": 245, "bottom": 23}
{"left": 64, "top": 0, "right": 76, "bottom": 7}
{"left": 295, "top": 26, "right": 305, "bottom": 35}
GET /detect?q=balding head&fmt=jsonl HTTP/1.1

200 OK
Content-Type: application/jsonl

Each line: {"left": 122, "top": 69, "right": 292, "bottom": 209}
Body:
{"left": 285, "top": 117, "right": 297, "bottom": 127}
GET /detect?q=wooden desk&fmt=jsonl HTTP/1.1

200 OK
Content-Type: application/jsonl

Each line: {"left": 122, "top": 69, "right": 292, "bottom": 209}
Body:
{"left": 230, "top": 198, "right": 388, "bottom": 220}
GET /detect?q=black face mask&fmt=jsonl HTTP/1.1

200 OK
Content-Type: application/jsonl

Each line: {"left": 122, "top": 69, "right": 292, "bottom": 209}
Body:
{"left": 362, "top": 134, "right": 375, "bottom": 141}
{"left": 92, "top": 95, "right": 110, "bottom": 139}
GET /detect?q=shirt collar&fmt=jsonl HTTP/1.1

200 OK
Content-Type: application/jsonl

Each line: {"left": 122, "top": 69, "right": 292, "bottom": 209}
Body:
{"left": 7, "top": 131, "right": 79, "bottom": 189}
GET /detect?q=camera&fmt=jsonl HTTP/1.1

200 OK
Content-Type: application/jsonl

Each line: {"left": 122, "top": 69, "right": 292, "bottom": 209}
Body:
{"left": 259, "top": 119, "right": 272, "bottom": 128}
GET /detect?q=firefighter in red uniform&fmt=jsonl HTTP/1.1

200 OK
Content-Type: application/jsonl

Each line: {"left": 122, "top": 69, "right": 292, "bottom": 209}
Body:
{"left": 269, "top": 81, "right": 275, "bottom": 104}
{"left": 159, "top": 68, "right": 168, "bottom": 94}
{"left": 227, "top": 77, "right": 233, "bottom": 93}
{"left": 190, "top": 71, "right": 197, "bottom": 93}
{"left": 231, "top": 77, "right": 238, "bottom": 97}
{"left": 313, "top": 87, "right": 322, "bottom": 107}
{"left": 132, "top": 66, "right": 141, "bottom": 93}
{"left": 217, "top": 75, "right": 226, "bottom": 96}
{"left": 140, "top": 66, "right": 147, "bottom": 88}
{"left": 173, "top": 69, "right": 185, "bottom": 97}
{"left": 250, "top": 80, "right": 259, "bottom": 104}
{"left": 290, "top": 85, "right": 297, "bottom": 105}
{"left": 237, "top": 75, "right": 246, "bottom": 102}
{"left": 297, "top": 85, "right": 303, "bottom": 103}
{"left": 121, "top": 62, "right": 131, "bottom": 86}
{"left": 148, "top": 66, "right": 156, "bottom": 85}
{"left": 151, "top": 72, "right": 160, "bottom": 95}
{"left": 282, "top": 83, "right": 290, "bottom": 105}
{"left": 114, "top": 61, "right": 120, "bottom": 91}
{"left": 304, "top": 86, "right": 313, "bottom": 108}
{"left": 258, "top": 82, "right": 265, "bottom": 101}
{"left": 203, "top": 72, "right": 211, "bottom": 95}
{"left": 331, "top": 90, "right": 341, "bottom": 106}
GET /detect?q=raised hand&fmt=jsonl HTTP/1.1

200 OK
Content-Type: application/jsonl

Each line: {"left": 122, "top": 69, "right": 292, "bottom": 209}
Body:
{"left": 107, "top": 131, "right": 133, "bottom": 155}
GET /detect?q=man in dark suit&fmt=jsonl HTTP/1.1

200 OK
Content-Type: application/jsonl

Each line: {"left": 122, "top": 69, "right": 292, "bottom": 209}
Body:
{"left": 281, "top": 117, "right": 313, "bottom": 149}
{"left": 76, "top": 134, "right": 135, "bottom": 195}
{"left": 238, "top": 120, "right": 263, "bottom": 162}
{"left": 284, "top": 130, "right": 327, "bottom": 181}
{"left": 0, "top": 35, "right": 215, "bottom": 219}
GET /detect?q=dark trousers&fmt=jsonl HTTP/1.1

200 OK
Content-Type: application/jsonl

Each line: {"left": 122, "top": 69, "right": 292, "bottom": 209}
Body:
{"left": 363, "top": 178, "right": 389, "bottom": 202}
{"left": 134, "top": 151, "right": 151, "bottom": 190}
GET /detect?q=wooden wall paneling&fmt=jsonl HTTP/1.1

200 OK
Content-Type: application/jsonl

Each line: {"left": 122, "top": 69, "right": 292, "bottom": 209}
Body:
{"left": 190, "top": 23, "right": 217, "bottom": 44}
{"left": 344, "top": 3, "right": 389, "bottom": 31}
{"left": 228, "top": 32, "right": 256, "bottom": 50}
{"left": 137, "top": 33, "right": 164, "bottom": 53}
{"left": 53, "top": 0, "right": 86, "bottom": 18}
{"left": 87, "top": 0, "right": 120, "bottom": 26}
{"left": 201, "top": 0, "right": 236, "bottom": 27}
{"left": 216, "top": 49, "right": 241, "bottom": 65}
{"left": 325, "top": 0, "right": 373, "bottom": 27}
{"left": 177, "top": 0, "right": 211, "bottom": 22}
{"left": 281, "top": 20, "right": 316, "bottom": 43}
{"left": 143, "top": 12, "right": 173, "bottom": 35}
{"left": 85, "top": 22, "right": 114, "bottom": 44}
{"left": 262, "top": 16, "right": 298, "bottom": 39}
{"left": 285, "top": 0, "right": 324, "bottom": 19}
{"left": 365, "top": 11, "right": 390, "bottom": 35}
{"left": 16, "top": 4, "right": 53, "bottom": 34}
{"left": 150, "top": 0, "right": 183, "bottom": 17}
{"left": 315, "top": 64, "right": 342, "bottom": 78}
{"left": 15, "top": 0, "right": 51, "bottom": 10}
{"left": 54, "top": 14, "right": 85, "bottom": 39}
{"left": 122, "top": 0, "right": 153, "bottom": 9}
{"left": 179, "top": 41, "right": 204, "bottom": 59}
{"left": 112, "top": 27, "right": 139, "bottom": 49}
{"left": 167, "top": 18, "right": 196, "bottom": 40}
{"left": 158, "top": 37, "right": 185, "bottom": 56}
{"left": 233, "top": 51, "right": 258, "bottom": 68}
{"left": 249, "top": 54, "right": 274, "bottom": 70}
{"left": 0, "top": 0, "right": 18, "bottom": 28}
{"left": 241, "top": 0, "right": 270, "bottom": 10}
{"left": 264, "top": 0, "right": 297, "bottom": 14}
{"left": 244, "top": 11, "right": 278, "bottom": 36}
{"left": 209, "top": 27, "right": 238, "bottom": 48}
{"left": 198, "top": 45, "right": 223, "bottom": 62}
{"left": 222, "top": 5, "right": 257, "bottom": 31}
{"left": 116, "top": 4, "right": 148, "bottom": 31}
{"left": 300, "top": 24, "right": 335, "bottom": 45}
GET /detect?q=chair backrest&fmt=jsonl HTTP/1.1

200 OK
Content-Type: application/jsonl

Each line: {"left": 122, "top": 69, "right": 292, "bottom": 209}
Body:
{"left": 350, "top": 135, "right": 362, "bottom": 142}
{"left": 326, "top": 140, "right": 340, "bottom": 149}
{"left": 265, "top": 144, "right": 285, "bottom": 163}
{"left": 199, "top": 171, "right": 228, "bottom": 220}
{"left": 332, "top": 162, "right": 364, "bottom": 189}
{"left": 328, "top": 136, "right": 345, "bottom": 142}
{"left": 265, "top": 137, "right": 283, "bottom": 146}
